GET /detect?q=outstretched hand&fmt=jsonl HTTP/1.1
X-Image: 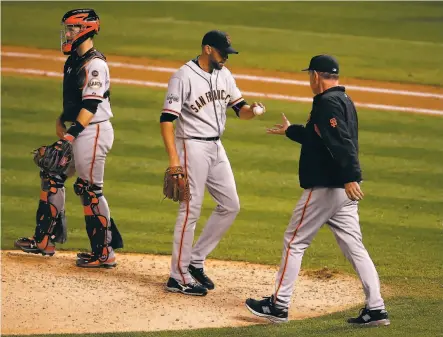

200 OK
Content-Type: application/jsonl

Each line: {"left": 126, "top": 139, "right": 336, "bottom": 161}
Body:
{"left": 266, "top": 113, "right": 291, "bottom": 135}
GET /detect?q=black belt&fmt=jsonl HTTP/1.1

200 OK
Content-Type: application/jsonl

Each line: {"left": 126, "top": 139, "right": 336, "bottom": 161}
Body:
{"left": 190, "top": 136, "right": 220, "bottom": 141}
{"left": 89, "top": 120, "right": 108, "bottom": 125}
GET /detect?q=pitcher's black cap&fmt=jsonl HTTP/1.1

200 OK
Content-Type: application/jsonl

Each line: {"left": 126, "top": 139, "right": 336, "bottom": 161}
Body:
{"left": 202, "top": 30, "right": 238, "bottom": 54}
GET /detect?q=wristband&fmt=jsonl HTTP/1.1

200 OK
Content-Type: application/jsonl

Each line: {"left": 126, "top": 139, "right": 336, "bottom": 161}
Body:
{"left": 65, "top": 122, "right": 85, "bottom": 141}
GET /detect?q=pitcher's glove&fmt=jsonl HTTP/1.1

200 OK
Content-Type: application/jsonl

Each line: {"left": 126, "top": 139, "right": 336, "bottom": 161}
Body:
{"left": 33, "top": 139, "right": 73, "bottom": 175}
{"left": 163, "top": 166, "right": 191, "bottom": 202}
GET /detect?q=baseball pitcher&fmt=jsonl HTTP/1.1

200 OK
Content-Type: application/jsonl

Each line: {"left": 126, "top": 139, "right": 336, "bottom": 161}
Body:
{"left": 161, "top": 30, "right": 266, "bottom": 296}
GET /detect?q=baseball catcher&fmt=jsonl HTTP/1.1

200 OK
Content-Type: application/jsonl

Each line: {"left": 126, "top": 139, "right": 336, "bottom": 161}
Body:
{"left": 15, "top": 8, "right": 123, "bottom": 268}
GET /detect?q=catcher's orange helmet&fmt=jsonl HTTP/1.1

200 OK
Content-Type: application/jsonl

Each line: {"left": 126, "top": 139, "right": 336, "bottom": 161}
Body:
{"left": 61, "top": 9, "right": 100, "bottom": 55}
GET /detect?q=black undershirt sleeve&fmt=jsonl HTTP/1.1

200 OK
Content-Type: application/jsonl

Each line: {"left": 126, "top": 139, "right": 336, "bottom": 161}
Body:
{"left": 232, "top": 100, "right": 248, "bottom": 117}
{"left": 82, "top": 99, "right": 101, "bottom": 114}
{"left": 160, "top": 113, "right": 178, "bottom": 123}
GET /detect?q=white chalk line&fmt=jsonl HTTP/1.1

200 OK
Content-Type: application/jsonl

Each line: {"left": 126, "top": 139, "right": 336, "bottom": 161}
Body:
{"left": 3, "top": 51, "right": 443, "bottom": 99}
{"left": 1, "top": 67, "right": 442, "bottom": 116}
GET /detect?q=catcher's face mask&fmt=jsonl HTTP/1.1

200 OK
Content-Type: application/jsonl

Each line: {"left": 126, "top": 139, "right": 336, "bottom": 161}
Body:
{"left": 60, "top": 9, "right": 100, "bottom": 55}
{"left": 60, "top": 24, "right": 81, "bottom": 51}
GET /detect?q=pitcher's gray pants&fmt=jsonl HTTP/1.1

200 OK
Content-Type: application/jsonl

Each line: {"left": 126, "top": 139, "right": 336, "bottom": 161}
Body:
{"left": 170, "top": 139, "right": 240, "bottom": 284}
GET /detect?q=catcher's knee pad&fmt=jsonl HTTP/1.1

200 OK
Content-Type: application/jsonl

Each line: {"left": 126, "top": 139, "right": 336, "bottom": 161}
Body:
{"left": 34, "top": 172, "right": 67, "bottom": 250}
{"left": 74, "top": 177, "right": 112, "bottom": 261}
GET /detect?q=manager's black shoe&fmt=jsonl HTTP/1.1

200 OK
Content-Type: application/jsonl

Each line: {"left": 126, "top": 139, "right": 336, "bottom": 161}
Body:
{"left": 165, "top": 277, "right": 208, "bottom": 296}
{"left": 189, "top": 265, "right": 215, "bottom": 290}
{"left": 347, "top": 307, "right": 390, "bottom": 327}
{"left": 245, "top": 296, "right": 288, "bottom": 323}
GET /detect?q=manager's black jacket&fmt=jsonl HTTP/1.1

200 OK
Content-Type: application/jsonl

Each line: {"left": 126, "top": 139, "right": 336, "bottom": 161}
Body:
{"left": 285, "top": 86, "right": 362, "bottom": 189}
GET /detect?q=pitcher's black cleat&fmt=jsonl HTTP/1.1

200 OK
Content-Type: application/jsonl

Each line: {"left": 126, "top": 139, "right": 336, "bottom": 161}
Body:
{"left": 189, "top": 265, "right": 215, "bottom": 290}
{"left": 165, "top": 277, "right": 208, "bottom": 296}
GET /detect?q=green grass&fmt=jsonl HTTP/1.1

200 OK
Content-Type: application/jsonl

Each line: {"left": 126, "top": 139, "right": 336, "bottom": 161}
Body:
{"left": 2, "top": 1, "right": 443, "bottom": 85}
{"left": 1, "top": 75, "right": 443, "bottom": 336}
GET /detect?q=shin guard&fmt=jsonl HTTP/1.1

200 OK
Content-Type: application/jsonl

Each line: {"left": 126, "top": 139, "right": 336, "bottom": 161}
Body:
{"left": 74, "top": 177, "right": 112, "bottom": 262}
{"left": 34, "top": 172, "right": 67, "bottom": 251}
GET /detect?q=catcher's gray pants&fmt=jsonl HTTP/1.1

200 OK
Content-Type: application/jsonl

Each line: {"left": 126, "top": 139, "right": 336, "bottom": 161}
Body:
{"left": 273, "top": 187, "right": 385, "bottom": 310}
{"left": 44, "top": 121, "right": 114, "bottom": 250}
{"left": 170, "top": 138, "right": 240, "bottom": 284}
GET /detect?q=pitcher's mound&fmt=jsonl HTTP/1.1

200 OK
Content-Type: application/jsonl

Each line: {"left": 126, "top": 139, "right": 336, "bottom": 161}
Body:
{"left": 1, "top": 250, "right": 363, "bottom": 335}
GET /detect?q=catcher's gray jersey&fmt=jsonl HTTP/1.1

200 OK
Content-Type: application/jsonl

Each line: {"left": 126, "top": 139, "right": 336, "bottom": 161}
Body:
{"left": 82, "top": 58, "right": 113, "bottom": 123}
{"left": 162, "top": 60, "right": 243, "bottom": 137}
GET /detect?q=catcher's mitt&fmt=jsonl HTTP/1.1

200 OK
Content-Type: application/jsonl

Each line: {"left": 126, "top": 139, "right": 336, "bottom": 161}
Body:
{"left": 33, "top": 139, "right": 73, "bottom": 175}
{"left": 163, "top": 166, "right": 191, "bottom": 202}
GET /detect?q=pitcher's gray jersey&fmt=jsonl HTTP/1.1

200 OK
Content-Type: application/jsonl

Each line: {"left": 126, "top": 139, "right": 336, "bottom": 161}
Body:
{"left": 82, "top": 58, "right": 113, "bottom": 123}
{"left": 162, "top": 60, "right": 243, "bottom": 138}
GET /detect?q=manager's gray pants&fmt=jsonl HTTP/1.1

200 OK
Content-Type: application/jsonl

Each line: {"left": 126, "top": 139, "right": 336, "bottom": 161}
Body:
{"left": 273, "top": 187, "right": 385, "bottom": 310}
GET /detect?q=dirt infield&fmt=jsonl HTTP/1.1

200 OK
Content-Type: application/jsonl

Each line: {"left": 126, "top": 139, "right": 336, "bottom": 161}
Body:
{"left": 1, "top": 250, "right": 363, "bottom": 335}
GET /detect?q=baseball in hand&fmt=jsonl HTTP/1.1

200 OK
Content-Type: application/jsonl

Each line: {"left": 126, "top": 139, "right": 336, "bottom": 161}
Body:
{"left": 253, "top": 106, "right": 264, "bottom": 116}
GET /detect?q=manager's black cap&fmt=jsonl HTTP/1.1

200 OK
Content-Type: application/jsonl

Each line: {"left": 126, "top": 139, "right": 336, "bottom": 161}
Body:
{"left": 202, "top": 30, "right": 238, "bottom": 54}
{"left": 302, "top": 55, "right": 339, "bottom": 74}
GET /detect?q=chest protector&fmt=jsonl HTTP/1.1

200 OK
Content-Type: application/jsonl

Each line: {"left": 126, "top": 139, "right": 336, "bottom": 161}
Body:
{"left": 62, "top": 49, "right": 109, "bottom": 122}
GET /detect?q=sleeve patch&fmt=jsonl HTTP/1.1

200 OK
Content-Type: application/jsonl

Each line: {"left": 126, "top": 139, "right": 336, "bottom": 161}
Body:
{"left": 88, "top": 78, "right": 102, "bottom": 89}
{"left": 166, "top": 93, "right": 180, "bottom": 104}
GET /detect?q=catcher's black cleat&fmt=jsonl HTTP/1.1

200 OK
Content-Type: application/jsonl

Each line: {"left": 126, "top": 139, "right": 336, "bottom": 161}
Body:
{"left": 245, "top": 296, "right": 289, "bottom": 323}
{"left": 14, "top": 237, "right": 55, "bottom": 256}
{"left": 77, "top": 252, "right": 93, "bottom": 259}
{"left": 76, "top": 251, "right": 117, "bottom": 269}
{"left": 189, "top": 265, "right": 215, "bottom": 290}
{"left": 347, "top": 307, "right": 390, "bottom": 327}
{"left": 165, "top": 277, "right": 208, "bottom": 296}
